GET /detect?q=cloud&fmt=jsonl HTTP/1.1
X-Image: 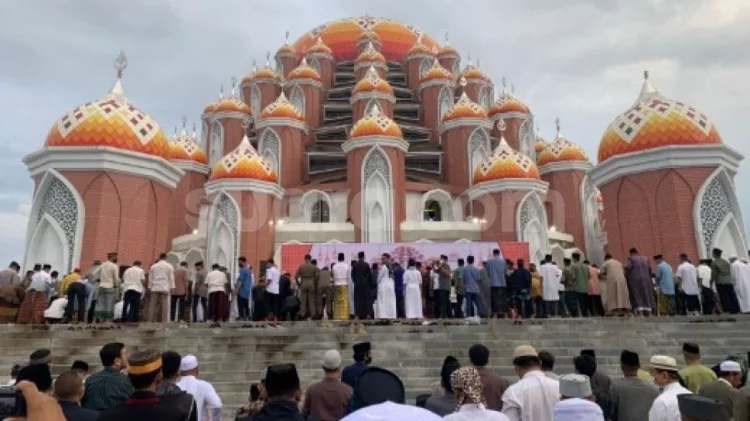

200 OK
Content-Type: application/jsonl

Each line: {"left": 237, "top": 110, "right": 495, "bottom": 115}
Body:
{"left": 0, "top": 0, "right": 748, "bottom": 263}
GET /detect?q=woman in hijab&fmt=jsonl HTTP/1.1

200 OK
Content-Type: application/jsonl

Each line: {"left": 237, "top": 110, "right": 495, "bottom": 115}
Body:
{"left": 443, "top": 366, "right": 510, "bottom": 421}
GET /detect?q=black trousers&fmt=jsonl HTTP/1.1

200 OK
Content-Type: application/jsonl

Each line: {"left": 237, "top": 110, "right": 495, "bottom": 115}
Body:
{"left": 354, "top": 280, "right": 374, "bottom": 319}
{"left": 589, "top": 295, "right": 605, "bottom": 317}
{"left": 434, "top": 289, "right": 450, "bottom": 318}
{"left": 396, "top": 296, "right": 405, "bottom": 319}
{"left": 684, "top": 294, "right": 701, "bottom": 313}
{"left": 265, "top": 292, "right": 280, "bottom": 318}
{"left": 170, "top": 295, "right": 185, "bottom": 321}
{"left": 490, "top": 287, "right": 508, "bottom": 316}
{"left": 577, "top": 293, "right": 591, "bottom": 317}
{"left": 717, "top": 284, "right": 740, "bottom": 314}
{"left": 122, "top": 290, "right": 141, "bottom": 323}
{"left": 701, "top": 287, "right": 716, "bottom": 315}
{"left": 64, "top": 282, "right": 87, "bottom": 323}
{"left": 454, "top": 294, "right": 465, "bottom": 318}
{"left": 237, "top": 297, "right": 250, "bottom": 320}
{"left": 192, "top": 296, "right": 207, "bottom": 322}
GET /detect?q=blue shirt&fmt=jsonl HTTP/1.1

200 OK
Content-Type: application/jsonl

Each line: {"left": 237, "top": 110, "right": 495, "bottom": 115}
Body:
{"left": 463, "top": 264, "right": 480, "bottom": 294}
{"left": 656, "top": 261, "right": 675, "bottom": 295}
{"left": 393, "top": 265, "right": 405, "bottom": 299}
{"left": 486, "top": 257, "right": 507, "bottom": 288}
{"left": 237, "top": 267, "right": 253, "bottom": 299}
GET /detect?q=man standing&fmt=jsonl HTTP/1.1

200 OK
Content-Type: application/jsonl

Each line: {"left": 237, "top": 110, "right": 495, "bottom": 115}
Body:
{"left": 434, "top": 255, "right": 452, "bottom": 319}
{"left": 121, "top": 261, "right": 146, "bottom": 323}
{"left": 730, "top": 257, "right": 750, "bottom": 313}
{"left": 452, "top": 259, "right": 465, "bottom": 319}
{"left": 303, "top": 350, "right": 352, "bottom": 421}
{"left": 157, "top": 351, "right": 198, "bottom": 421}
{"left": 236, "top": 257, "right": 253, "bottom": 321}
{"left": 698, "top": 360, "right": 742, "bottom": 419}
{"left": 539, "top": 255, "right": 561, "bottom": 318}
{"left": 469, "top": 344, "right": 509, "bottom": 411}
{"left": 502, "top": 345, "right": 559, "bottom": 421}
{"left": 513, "top": 259, "right": 532, "bottom": 319}
{"left": 610, "top": 350, "right": 659, "bottom": 421}
{"left": 712, "top": 248, "right": 740, "bottom": 314}
{"left": 96, "top": 252, "right": 120, "bottom": 323}
{"left": 654, "top": 255, "right": 677, "bottom": 316}
{"left": 625, "top": 248, "right": 655, "bottom": 316}
{"left": 83, "top": 342, "right": 132, "bottom": 411}
{"left": 393, "top": 261, "right": 405, "bottom": 319}
{"left": 56, "top": 370, "right": 99, "bottom": 421}
{"left": 648, "top": 355, "right": 692, "bottom": 421}
{"left": 332, "top": 253, "right": 350, "bottom": 320}
{"left": 600, "top": 254, "right": 631, "bottom": 316}
{"left": 463, "top": 256, "right": 481, "bottom": 317}
{"left": 486, "top": 249, "right": 508, "bottom": 318}
{"left": 264, "top": 259, "right": 281, "bottom": 320}
{"left": 206, "top": 264, "right": 227, "bottom": 324}
{"left": 192, "top": 262, "right": 208, "bottom": 322}
{"left": 478, "top": 261, "right": 491, "bottom": 317}
{"left": 680, "top": 343, "right": 717, "bottom": 394}
{"left": 677, "top": 254, "right": 701, "bottom": 316}
{"left": 697, "top": 259, "right": 715, "bottom": 315}
{"left": 561, "top": 258, "right": 579, "bottom": 317}
{"left": 255, "top": 363, "right": 308, "bottom": 421}
{"left": 681, "top": 395, "right": 731, "bottom": 421}
{"left": 296, "top": 255, "right": 319, "bottom": 320}
{"left": 571, "top": 252, "right": 590, "bottom": 317}
{"left": 171, "top": 261, "right": 189, "bottom": 322}
{"left": 62, "top": 269, "right": 87, "bottom": 324}
{"left": 587, "top": 261, "right": 604, "bottom": 317}
{"left": 316, "top": 262, "right": 333, "bottom": 320}
{"left": 148, "top": 253, "right": 174, "bottom": 323}
{"left": 351, "top": 252, "right": 373, "bottom": 320}
{"left": 17, "top": 263, "right": 52, "bottom": 325}
{"left": 341, "top": 342, "right": 371, "bottom": 388}
{"left": 177, "top": 355, "right": 222, "bottom": 421}
{"left": 0, "top": 261, "right": 21, "bottom": 287}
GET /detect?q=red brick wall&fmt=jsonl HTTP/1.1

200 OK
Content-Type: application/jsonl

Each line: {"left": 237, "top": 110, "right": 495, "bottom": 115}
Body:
{"left": 542, "top": 169, "right": 586, "bottom": 247}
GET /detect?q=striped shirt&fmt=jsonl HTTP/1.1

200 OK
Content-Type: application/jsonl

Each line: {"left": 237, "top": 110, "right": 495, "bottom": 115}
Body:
{"left": 82, "top": 367, "right": 133, "bottom": 411}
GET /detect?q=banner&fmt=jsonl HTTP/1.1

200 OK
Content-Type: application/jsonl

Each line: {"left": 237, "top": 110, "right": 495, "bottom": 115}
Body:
{"left": 280, "top": 242, "right": 529, "bottom": 274}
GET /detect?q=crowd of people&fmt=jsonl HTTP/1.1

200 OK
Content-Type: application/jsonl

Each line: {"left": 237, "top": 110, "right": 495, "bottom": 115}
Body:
{"left": 2, "top": 340, "right": 747, "bottom": 421}
{"left": 1, "top": 245, "right": 750, "bottom": 326}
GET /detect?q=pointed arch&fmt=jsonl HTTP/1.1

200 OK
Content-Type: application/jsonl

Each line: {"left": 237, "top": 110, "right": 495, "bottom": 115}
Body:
{"left": 451, "top": 61, "right": 460, "bottom": 75}
{"left": 300, "top": 189, "right": 334, "bottom": 223}
{"left": 468, "top": 127, "right": 490, "bottom": 185}
{"left": 419, "top": 58, "right": 432, "bottom": 77}
{"left": 694, "top": 167, "right": 748, "bottom": 259}
{"left": 420, "top": 189, "right": 454, "bottom": 221}
{"left": 438, "top": 86, "right": 453, "bottom": 121}
{"left": 206, "top": 192, "right": 240, "bottom": 281}
{"left": 24, "top": 169, "right": 84, "bottom": 273}
{"left": 209, "top": 120, "right": 224, "bottom": 166}
{"left": 478, "top": 86, "right": 491, "bottom": 111}
{"left": 308, "top": 56, "right": 321, "bottom": 74}
{"left": 365, "top": 98, "right": 380, "bottom": 115}
{"left": 518, "top": 117, "right": 535, "bottom": 157}
{"left": 251, "top": 85, "right": 262, "bottom": 117}
{"left": 201, "top": 120, "right": 209, "bottom": 149}
{"left": 166, "top": 252, "right": 181, "bottom": 267}
{"left": 290, "top": 84, "right": 305, "bottom": 117}
{"left": 259, "top": 128, "right": 281, "bottom": 179}
{"left": 361, "top": 146, "right": 393, "bottom": 243}
{"left": 580, "top": 175, "right": 605, "bottom": 265}
{"left": 516, "top": 192, "right": 550, "bottom": 261}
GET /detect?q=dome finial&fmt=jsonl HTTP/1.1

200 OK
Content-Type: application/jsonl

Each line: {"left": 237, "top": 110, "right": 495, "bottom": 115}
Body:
{"left": 265, "top": 51, "right": 271, "bottom": 67}
{"left": 555, "top": 116, "right": 561, "bottom": 135}
{"left": 192, "top": 121, "right": 197, "bottom": 139}
{"left": 497, "top": 120, "right": 509, "bottom": 146}
{"left": 476, "top": 58, "right": 481, "bottom": 68}
{"left": 252, "top": 59, "right": 257, "bottom": 73}
{"left": 114, "top": 51, "right": 128, "bottom": 79}
{"left": 181, "top": 115, "right": 187, "bottom": 129}
{"left": 219, "top": 85, "right": 224, "bottom": 101}
{"left": 467, "top": 53, "right": 472, "bottom": 65}
{"left": 638, "top": 69, "right": 659, "bottom": 101}
{"left": 284, "top": 30, "right": 290, "bottom": 43}
{"left": 511, "top": 83, "right": 515, "bottom": 95}
{"left": 501, "top": 76, "right": 507, "bottom": 90}
{"left": 444, "top": 32, "right": 450, "bottom": 46}
{"left": 230, "top": 76, "right": 237, "bottom": 96}
{"left": 644, "top": 69, "right": 649, "bottom": 80}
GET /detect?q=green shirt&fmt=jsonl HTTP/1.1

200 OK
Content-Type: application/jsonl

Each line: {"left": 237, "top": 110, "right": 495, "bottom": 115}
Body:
{"left": 711, "top": 258, "right": 733, "bottom": 285}
{"left": 82, "top": 367, "right": 134, "bottom": 411}
{"left": 571, "top": 262, "right": 590, "bottom": 293}
{"left": 679, "top": 364, "right": 718, "bottom": 393}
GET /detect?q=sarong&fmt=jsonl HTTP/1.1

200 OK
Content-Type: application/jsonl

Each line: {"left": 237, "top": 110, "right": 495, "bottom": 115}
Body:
{"left": 334, "top": 285, "right": 348, "bottom": 320}
{"left": 94, "top": 288, "right": 116, "bottom": 321}
{"left": 0, "top": 298, "right": 20, "bottom": 323}
{"left": 17, "top": 291, "right": 47, "bottom": 324}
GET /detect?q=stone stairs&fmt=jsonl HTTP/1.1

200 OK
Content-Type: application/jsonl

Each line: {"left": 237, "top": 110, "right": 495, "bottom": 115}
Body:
{"left": 1, "top": 316, "right": 748, "bottom": 419}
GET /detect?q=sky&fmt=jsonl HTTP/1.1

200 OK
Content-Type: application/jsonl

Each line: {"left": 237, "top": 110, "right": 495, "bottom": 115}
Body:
{"left": 0, "top": 0, "right": 749, "bottom": 267}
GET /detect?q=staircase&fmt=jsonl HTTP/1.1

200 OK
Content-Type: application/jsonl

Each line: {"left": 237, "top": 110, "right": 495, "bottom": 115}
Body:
{"left": 1, "top": 317, "right": 748, "bottom": 419}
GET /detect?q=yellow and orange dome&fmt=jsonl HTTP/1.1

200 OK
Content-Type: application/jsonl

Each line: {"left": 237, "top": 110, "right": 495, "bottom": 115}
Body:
{"left": 406, "top": 35, "right": 434, "bottom": 57}
{"left": 598, "top": 73, "right": 722, "bottom": 163}
{"left": 209, "top": 136, "right": 277, "bottom": 182}
{"left": 306, "top": 36, "right": 333, "bottom": 56}
{"left": 356, "top": 42, "right": 386, "bottom": 64}
{"left": 537, "top": 131, "right": 589, "bottom": 167}
{"left": 357, "top": 29, "right": 381, "bottom": 45}
{"left": 535, "top": 133, "right": 548, "bottom": 155}
{"left": 214, "top": 95, "right": 251, "bottom": 115}
{"left": 460, "top": 63, "right": 490, "bottom": 82}
{"left": 170, "top": 127, "right": 208, "bottom": 165}
{"left": 45, "top": 78, "right": 170, "bottom": 159}
{"left": 438, "top": 33, "right": 459, "bottom": 57}
{"left": 420, "top": 58, "right": 453, "bottom": 83}
{"left": 287, "top": 57, "right": 321, "bottom": 81}
{"left": 260, "top": 92, "right": 304, "bottom": 121}
{"left": 473, "top": 137, "right": 540, "bottom": 184}
{"left": 488, "top": 92, "right": 531, "bottom": 117}
{"left": 352, "top": 66, "right": 394, "bottom": 95}
{"left": 253, "top": 65, "right": 280, "bottom": 81}
{"left": 443, "top": 92, "right": 488, "bottom": 122}
{"left": 350, "top": 104, "right": 403, "bottom": 139}
{"left": 276, "top": 36, "right": 296, "bottom": 57}
{"left": 293, "top": 17, "right": 439, "bottom": 61}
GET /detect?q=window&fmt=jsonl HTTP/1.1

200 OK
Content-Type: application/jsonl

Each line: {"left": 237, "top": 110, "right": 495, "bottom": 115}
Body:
{"left": 311, "top": 200, "right": 330, "bottom": 223}
{"left": 423, "top": 200, "right": 442, "bottom": 221}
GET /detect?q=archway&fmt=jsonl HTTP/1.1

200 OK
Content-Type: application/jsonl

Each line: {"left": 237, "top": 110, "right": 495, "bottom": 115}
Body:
{"left": 362, "top": 147, "right": 392, "bottom": 243}
{"left": 311, "top": 200, "right": 331, "bottom": 223}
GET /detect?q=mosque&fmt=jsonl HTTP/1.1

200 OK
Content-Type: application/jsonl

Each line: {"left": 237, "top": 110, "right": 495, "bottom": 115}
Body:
{"left": 22, "top": 16, "right": 748, "bottom": 279}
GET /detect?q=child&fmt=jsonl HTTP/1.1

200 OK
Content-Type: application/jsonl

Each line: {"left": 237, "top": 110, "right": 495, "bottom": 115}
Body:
{"left": 252, "top": 277, "right": 267, "bottom": 321}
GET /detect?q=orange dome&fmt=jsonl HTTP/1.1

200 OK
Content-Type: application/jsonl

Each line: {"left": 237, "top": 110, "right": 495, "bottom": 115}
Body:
{"left": 473, "top": 137, "right": 540, "bottom": 184}
{"left": 293, "top": 17, "right": 439, "bottom": 61}
{"left": 287, "top": 57, "right": 321, "bottom": 81}
{"left": 276, "top": 41, "right": 296, "bottom": 57}
{"left": 210, "top": 136, "right": 277, "bottom": 182}
{"left": 460, "top": 64, "right": 490, "bottom": 82}
{"left": 443, "top": 92, "right": 488, "bottom": 122}
{"left": 356, "top": 42, "right": 386, "bottom": 64}
{"left": 420, "top": 58, "right": 453, "bottom": 83}
{"left": 350, "top": 105, "right": 403, "bottom": 138}
{"left": 170, "top": 128, "right": 208, "bottom": 165}
{"left": 535, "top": 134, "right": 548, "bottom": 155}
{"left": 598, "top": 73, "right": 722, "bottom": 163}
{"left": 357, "top": 29, "right": 381, "bottom": 44}
{"left": 45, "top": 79, "right": 170, "bottom": 159}
{"left": 352, "top": 66, "right": 394, "bottom": 95}
{"left": 438, "top": 43, "right": 458, "bottom": 57}
{"left": 250, "top": 60, "right": 281, "bottom": 82}
{"left": 203, "top": 98, "right": 219, "bottom": 114}
{"left": 306, "top": 36, "right": 333, "bottom": 56}
{"left": 214, "top": 95, "right": 251, "bottom": 115}
{"left": 260, "top": 92, "right": 304, "bottom": 121}
{"left": 407, "top": 35, "right": 435, "bottom": 57}
{"left": 488, "top": 92, "right": 531, "bottom": 116}
{"left": 537, "top": 131, "right": 589, "bottom": 167}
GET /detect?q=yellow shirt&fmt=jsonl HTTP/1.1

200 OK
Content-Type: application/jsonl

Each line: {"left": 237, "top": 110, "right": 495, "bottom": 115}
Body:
{"left": 531, "top": 271, "right": 542, "bottom": 298}
{"left": 59, "top": 272, "right": 81, "bottom": 296}
{"left": 637, "top": 368, "right": 653, "bottom": 382}
{"left": 679, "top": 363, "right": 718, "bottom": 393}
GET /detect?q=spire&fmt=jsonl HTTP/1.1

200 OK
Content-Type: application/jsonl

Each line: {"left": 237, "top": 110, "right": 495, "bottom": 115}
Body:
{"left": 638, "top": 69, "right": 659, "bottom": 101}
{"left": 252, "top": 59, "right": 258, "bottom": 73}
{"left": 180, "top": 115, "right": 188, "bottom": 136}
{"left": 476, "top": 58, "right": 481, "bottom": 68}
{"left": 444, "top": 32, "right": 450, "bottom": 46}
{"left": 265, "top": 51, "right": 271, "bottom": 67}
{"left": 109, "top": 51, "right": 128, "bottom": 96}
{"left": 300, "top": 57, "right": 308, "bottom": 67}
{"left": 219, "top": 85, "right": 224, "bottom": 101}
{"left": 230, "top": 77, "right": 237, "bottom": 97}
{"left": 191, "top": 122, "right": 197, "bottom": 141}
{"left": 284, "top": 30, "right": 290, "bottom": 43}
{"left": 555, "top": 116, "right": 562, "bottom": 139}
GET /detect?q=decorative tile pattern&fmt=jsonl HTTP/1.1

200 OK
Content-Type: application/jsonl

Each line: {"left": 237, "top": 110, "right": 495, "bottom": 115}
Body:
{"left": 488, "top": 93, "right": 531, "bottom": 116}
{"left": 292, "top": 17, "right": 439, "bottom": 61}
{"left": 537, "top": 134, "right": 589, "bottom": 166}
{"left": 352, "top": 67, "right": 393, "bottom": 95}
{"left": 350, "top": 105, "right": 403, "bottom": 138}
{"left": 288, "top": 57, "right": 321, "bottom": 81}
{"left": 473, "top": 138, "right": 540, "bottom": 184}
{"left": 46, "top": 93, "right": 169, "bottom": 158}
{"left": 260, "top": 129, "right": 280, "bottom": 172}
{"left": 356, "top": 42, "right": 386, "bottom": 63}
{"left": 599, "top": 93, "right": 721, "bottom": 163}
{"left": 260, "top": 92, "right": 304, "bottom": 121}
{"left": 214, "top": 97, "right": 251, "bottom": 115}
{"left": 170, "top": 130, "right": 208, "bottom": 164}
{"left": 443, "top": 92, "right": 487, "bottom": 122}
{"left": 364, "top": 148, "right": 391, "bottom": 183}
{"left": 699, "top": 175, "right": 733, "bottom": 251}
{"left": 36, "top": 177, "right": 78, "bottom": 272}
{"left": 438, "top": 87, "right": 454, "bottom": 119}
{"left": 420, "top": 58, "right": 453, "bottom": 83}
{"left": 210, "top": 137, "right": 277, "bottom": 182}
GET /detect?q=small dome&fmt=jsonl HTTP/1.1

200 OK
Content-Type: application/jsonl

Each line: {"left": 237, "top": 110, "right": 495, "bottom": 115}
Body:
{"left": 276, "top": 32, "right": 296, "bottom": 57}
{"left": 307, "top": 36, "right": 333, "bottom": 56}
{"left": 352, "top": 66, "right": 394, "bottom": 95}
{"left": 214, "top": 88, "right": 252, "bottom": 115}
{"left": 407, "top": 34, "right": 434, "bottom": 57}
{"left": 45, "top": 53, "right": 170, "bottom": 159}
{"left": 442, "top": 91, "right": 488, "bottom": 122}
{"left": 260, "top": 92, "right": 304, "bottom": 121}
{"left": 356, "top": 42, "right": 386, "bottom": 64}
{"left": 473, "top": 137, "right": 540, "bottom": 184}
{"left": 537, "top": 120, "right": 589, "bottom": 166}
{"left": 598, "top": 72, "right": 722, "bottom": 163}
{"left": 460, "top": 62, "right": 490, "bottom": 82}
{"left": 438, "top": 33, "right": 458, "bottom": 57}
{"left": 253, "top": 65, "right": 280, "bottom": 81}
{"left": 534, "top": 132, "right": 548, "bottom": 155}
{"left": 488, "top": 83, "right": 531, "bottom": 116}
{"left": 420, "top": 58, "right": 453, "bottom": 83}
{"left": 209, "top": 135, "right": 277, "bottom": 182}
{"left": 350, "top": 104, "right": 403, "bottom": 139}
{"left": 170, "top": 126, "right": 208, "bottom": 165}
{"left": 287, "top": 57, "right": 321, "bottom": 81}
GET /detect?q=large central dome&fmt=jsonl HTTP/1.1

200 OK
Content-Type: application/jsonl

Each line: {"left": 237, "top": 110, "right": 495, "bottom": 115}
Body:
{"left": 293, "top": 17, "right": 439, "bottom": 61}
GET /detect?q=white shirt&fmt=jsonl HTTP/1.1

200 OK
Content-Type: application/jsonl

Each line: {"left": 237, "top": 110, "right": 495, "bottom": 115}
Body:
{"left": 648, "top": 381, "right": 691, "bottom": 421}
{"left": 176, "top": 375, "right": 222, "bottom": 421}
{"left": 697, "top": 264, "right": 712, "bottom": 289}
{"left": 149, "top": 260, "right": 175, "bottom": 293}
{"left": 28, "top": 271, "right": 52, "bottom": 292}
{"left": 676, "top": 262, "right": 700, "bottom": 296}
{"left": 265, "top": 266, "right": 280, "bottom": 294}
{"left": 206, "top": 270, "right": 228, "bottom": 294}
{"left": 44, "top": 297, "right": 68, "bottom": 319}
{"left": 539, "top": 263, "right": 562, "bottom": 301}
{"left": 445, "top": 404, "right": 510, "bottom": 421}
{"left": 553, "top": 398, "right": 604, "bottom": 421}
{"left": 502, "top": 370, "right": 560, "bottom": 421}
{"left": 122, "top": 266, "right": 146, "bottom": 294}
{"left": 99, "top": 261, "right": 120, "bottom": 289}
{"left": 332, "top": 262, "right": 351, "bottom": 286}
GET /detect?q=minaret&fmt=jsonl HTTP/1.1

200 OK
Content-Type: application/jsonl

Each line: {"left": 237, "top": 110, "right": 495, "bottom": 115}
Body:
{"left": 351, "top": 65, "right": 396, "bottom": 121}
{"left": 256, "top": 92, "right": 309, "bottom": 189}
{"left": 404, "top": 35, "right": 435, "bottom": 91}
{"left": 355, "top": 41, "right": 388, "bottom": 80}
{"left": 168, "top": 118, "right": 209, "bottom": 240}
{"left": 286, "top": 57, "right": 324, "bottom": 136}
{"left": 240, "top": 52, "right": 282, "bottom": 117}
{"left": 212, "top": 78, "right": 253, "bottom": 156}
{"left": 437, "top": 33, "right": 461, "bottom": 75}
{"left": 457, "top": 56, "right": 493, "bottom": 105}
{"left": 417, "top": 58, "right": 455, "bottom": 146}
{"left": 305, "top": 37, "right": 334, "bottom": 90}
{"left": 356, "top": 29, "right": 381, "bottom": 55}
{"left": 275, "top": 30, "right": 298, "bottom": 79}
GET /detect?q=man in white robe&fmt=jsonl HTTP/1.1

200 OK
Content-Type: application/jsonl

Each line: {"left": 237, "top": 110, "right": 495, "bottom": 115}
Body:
{"left": 375, "top": 254, "right": 397, "bottom": 319}
{"left": 539, "top": 255, "right": 562, "bottom": 318}
{"left": 731, "top": 257, "right": 750, "bottom": 313}
{"left": 403, "top": 259, "right": 422, "bottom": 319}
